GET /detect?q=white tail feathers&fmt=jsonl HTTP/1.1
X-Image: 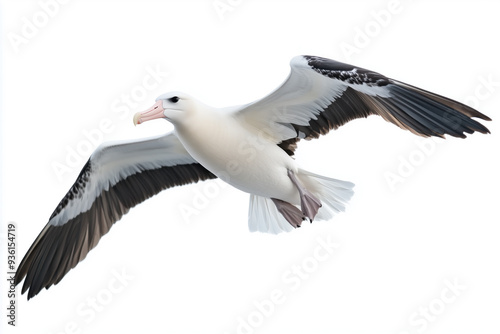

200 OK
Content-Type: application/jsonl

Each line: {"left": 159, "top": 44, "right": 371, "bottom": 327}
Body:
{"left": 299, "top": 169, "right": 354, "bottom": 222}
{"left": 248, "top": 169, "right": 354, "bottom": 234}
{"left": 248, "top": 195, "right": 295, "bottom": 234}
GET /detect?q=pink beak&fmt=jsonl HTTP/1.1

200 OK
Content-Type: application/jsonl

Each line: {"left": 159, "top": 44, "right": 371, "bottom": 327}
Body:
{"left": 133, "top": 100, "right": 165, "bottom": 125}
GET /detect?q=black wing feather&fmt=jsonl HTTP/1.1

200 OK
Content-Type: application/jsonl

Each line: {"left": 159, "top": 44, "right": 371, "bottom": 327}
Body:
{"left": 15, "top": 140, "right": 216, "bottom": 299}
{"left": 277, "top": 56, "right": 490, "bottom": 154}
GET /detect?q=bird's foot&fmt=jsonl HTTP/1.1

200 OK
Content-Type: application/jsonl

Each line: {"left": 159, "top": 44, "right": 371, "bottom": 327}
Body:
{"left": 287, "top": 169, "right": 322, "bottom": 221}
{"left": 300, "top": 191, "right": 322, "bottom": 222}
{"left": 272, "top": 198, "right": 305, "bottom": 228}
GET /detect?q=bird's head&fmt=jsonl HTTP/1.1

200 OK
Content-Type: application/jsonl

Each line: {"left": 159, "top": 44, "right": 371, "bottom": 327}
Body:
{"left": 133, "top": 92, "right": 194, "bottom": 126}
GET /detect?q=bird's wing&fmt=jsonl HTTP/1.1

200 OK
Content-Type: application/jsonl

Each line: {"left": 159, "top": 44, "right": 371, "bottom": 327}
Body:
{"left": 235, "top": 55, "right": 491, "bottom": 154}
{"left": 15, "top": 132, "right": 216, "bottom": 299}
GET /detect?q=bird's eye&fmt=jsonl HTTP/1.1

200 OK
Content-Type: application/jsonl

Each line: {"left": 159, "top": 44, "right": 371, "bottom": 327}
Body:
{"left": 169, "top": 96, "right": 180, "bottom": 103}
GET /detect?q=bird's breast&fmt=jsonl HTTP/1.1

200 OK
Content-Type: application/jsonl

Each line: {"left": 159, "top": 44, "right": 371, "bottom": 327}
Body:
{"left": 174, "top": 113, "right": 297, "bottom": 199}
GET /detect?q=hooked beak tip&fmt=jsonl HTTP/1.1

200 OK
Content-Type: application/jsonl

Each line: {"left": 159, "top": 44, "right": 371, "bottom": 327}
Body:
{"left": 133, "top": 112, "right": 142, "bottom": 126}
{"left": 133, "top": 100, "right": 164, "bottom": 126}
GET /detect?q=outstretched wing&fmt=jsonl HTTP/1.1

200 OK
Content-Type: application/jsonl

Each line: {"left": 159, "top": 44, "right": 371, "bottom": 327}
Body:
{"left": 15, "top": 132, "right": 216, "bottom": 299}
{"left": 236, "top": 55, "right": 491, "bottom": 154}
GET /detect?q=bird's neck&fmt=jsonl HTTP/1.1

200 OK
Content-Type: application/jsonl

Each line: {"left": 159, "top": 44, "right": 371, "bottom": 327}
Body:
{"left": 173, "top": 106, "right": 244, "bottom": 169}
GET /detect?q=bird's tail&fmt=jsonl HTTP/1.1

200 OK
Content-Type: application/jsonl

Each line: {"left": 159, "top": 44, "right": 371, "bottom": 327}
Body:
{"left": 248, "top": 169, "right": 354, "bottom": 234}
{"left": 298, "top": 168, "right": 354, "bottom": 222}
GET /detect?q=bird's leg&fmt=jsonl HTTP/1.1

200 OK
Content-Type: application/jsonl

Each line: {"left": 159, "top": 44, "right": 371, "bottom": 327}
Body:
{"left": 287, "top": 169, "right": 322, "bottom": 221}
{"left": 271, "top": 198, "right": 305, "bottom": 228}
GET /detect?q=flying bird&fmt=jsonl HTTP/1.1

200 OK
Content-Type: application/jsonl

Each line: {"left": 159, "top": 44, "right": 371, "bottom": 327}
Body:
{"left": 15, "top": 55, "right": 491, "bottom": 299}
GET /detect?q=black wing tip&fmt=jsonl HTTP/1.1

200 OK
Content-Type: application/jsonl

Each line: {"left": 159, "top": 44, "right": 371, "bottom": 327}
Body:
{"left": 14, "top": 273, "right": 24, "bottom": 286}
{"left": 26, "top": 289, "right": 37, "bottom": 300}
{"left": 443, "top": 115, "right": 491, "bottom": 139}
{"left": 385, "top": 83, "right": 492, "bottom": 139}
{"left": 14, "top": 163, "right": 217, "bottom": 301}
{"left": 450, "top": 101, "right": 492, "bottom": 124}
{"left": 411, "top": 113, "right": 491, "bottom": 139}
{"left": 15, "top": 261, "right": 51, "bottom": 300}
{"left": 14, "top": 270, "right": 44, "bottom": 300}
{"left": 472, "top": 112, "right": 492, "bottom": 122}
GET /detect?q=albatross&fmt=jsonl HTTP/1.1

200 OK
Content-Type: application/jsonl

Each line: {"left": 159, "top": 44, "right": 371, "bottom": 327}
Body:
{"left": 15, "top": 55, "right": 491, "bottom": 299}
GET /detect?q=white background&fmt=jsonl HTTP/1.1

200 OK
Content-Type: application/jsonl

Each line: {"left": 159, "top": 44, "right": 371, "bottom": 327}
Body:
{"left": 1, "top": 0, "right": 499, "bottom": 333}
